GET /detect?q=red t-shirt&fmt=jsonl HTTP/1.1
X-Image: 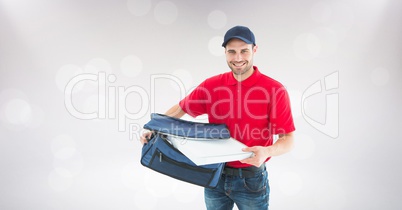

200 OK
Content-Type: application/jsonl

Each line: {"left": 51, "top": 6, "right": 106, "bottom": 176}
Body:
{"left": 179, "top": 66, "right": 295, "bottom": 168}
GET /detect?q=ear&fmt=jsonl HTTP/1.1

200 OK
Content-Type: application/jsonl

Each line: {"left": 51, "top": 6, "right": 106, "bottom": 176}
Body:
{"left": 253, "top": 45, "right": 258, "bottom": 53}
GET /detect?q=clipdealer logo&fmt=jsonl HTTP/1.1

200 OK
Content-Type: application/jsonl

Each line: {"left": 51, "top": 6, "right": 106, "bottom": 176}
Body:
{"left": 64, "top": 71, "right": 339, "bottom": 140}
{"left": 63, "top": 72, "right": 187, "bottom": 140}
{"left": 301, "top": 71, "right": 339, "bottom": 139}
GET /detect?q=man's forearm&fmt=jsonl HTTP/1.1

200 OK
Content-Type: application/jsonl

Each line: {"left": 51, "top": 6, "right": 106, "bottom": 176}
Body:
{"left": 266, "top": 132, "right": 294, "bottom": 157}
{"left": 164, "top": 104, "right": 186, "bottom": 118}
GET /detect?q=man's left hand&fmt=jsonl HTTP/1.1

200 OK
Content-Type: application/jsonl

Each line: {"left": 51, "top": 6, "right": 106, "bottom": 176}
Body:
{"left": 240, "top": 146, "right": 271, "bottom": 167}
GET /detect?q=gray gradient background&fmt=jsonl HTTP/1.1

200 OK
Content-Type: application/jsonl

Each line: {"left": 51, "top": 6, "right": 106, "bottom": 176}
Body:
{"left": 1, "top": 0, "right": 401, "bottom": 209}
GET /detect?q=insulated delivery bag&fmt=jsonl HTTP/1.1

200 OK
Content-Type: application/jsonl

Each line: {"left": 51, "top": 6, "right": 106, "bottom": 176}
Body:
{"left": 140, "top": 113, "right": 230, "bottom": 188}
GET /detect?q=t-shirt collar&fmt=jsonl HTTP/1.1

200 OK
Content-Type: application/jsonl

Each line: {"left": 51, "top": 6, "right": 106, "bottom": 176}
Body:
{"left": 227, "top": 66, "right": 261, "bottom": 87}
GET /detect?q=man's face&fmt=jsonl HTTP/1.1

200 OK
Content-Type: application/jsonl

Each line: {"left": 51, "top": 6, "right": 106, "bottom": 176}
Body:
{"left": 225, "top": 39, "right": 257, "bottom": 77}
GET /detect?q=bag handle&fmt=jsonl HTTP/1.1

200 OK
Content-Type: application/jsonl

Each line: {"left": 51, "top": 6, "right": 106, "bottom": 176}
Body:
{"left": 143, "top": 113, "right": 231, "bottom": 139}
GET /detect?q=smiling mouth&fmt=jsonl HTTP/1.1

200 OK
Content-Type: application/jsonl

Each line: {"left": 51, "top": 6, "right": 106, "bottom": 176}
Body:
{"left": 233, "top": 62, "right": 246, "bottom": 67}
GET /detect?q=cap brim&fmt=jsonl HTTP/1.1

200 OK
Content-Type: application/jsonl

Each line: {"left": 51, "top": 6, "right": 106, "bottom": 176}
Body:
{"left": 222, "top": 36, "right": 253, "bottom": 47}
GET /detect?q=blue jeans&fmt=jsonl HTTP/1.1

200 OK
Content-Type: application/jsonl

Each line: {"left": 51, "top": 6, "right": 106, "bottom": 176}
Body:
{"left": 204, "top": 168, "right": 269, "bottom": 210}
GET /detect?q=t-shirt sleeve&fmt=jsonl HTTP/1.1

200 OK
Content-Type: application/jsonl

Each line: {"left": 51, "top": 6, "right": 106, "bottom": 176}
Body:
{"left": 179, "top": 81, "right": 209, "bottom": 117}
{"left": 270, "top": 86, "right": 296, "bottom": 134}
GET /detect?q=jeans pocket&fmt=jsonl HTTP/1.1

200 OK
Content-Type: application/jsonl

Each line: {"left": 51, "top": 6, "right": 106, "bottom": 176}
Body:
{"left": 243, "top": 171, "right": 268, "bottom": 193}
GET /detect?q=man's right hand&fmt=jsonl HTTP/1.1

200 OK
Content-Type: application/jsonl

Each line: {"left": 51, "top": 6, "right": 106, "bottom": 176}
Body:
{"left": 140, "top": 104, "right": 185, "bottom": 145}
{"left": 140, "top": 131, "right": 153, "bottom": 145}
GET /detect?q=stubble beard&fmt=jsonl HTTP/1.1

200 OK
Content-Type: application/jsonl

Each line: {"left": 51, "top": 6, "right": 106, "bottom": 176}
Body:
{"left": 228, "top": 60, "right": 254, "bottom": 77}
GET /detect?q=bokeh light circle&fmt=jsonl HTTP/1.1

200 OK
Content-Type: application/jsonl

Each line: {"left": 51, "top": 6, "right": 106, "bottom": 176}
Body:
{"left": 154, "top": 1, "right": 178, "bottom": 25}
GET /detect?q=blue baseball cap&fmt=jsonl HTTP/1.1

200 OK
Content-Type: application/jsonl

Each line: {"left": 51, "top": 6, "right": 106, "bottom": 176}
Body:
{"left": 222, "top": 26, "right": 256, "bottom": 47}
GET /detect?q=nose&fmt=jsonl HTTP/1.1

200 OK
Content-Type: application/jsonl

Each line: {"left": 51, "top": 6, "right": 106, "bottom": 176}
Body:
{"left": 234, "top": 53, "right": 242, "bottom": 61}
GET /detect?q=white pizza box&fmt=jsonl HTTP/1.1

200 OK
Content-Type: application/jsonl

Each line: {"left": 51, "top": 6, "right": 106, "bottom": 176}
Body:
{"left": 167, "top": 135, "right": 254, "bottom": 166}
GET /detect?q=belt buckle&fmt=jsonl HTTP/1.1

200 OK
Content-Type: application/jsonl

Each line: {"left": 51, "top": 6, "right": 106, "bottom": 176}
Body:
{"left": 224, "top": 167, "right": 236, "bottom": 176}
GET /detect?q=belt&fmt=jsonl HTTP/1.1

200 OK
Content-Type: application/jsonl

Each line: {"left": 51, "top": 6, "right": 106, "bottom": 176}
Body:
{"left": 222, "top": 164, "right": 266, "bottom": 178}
